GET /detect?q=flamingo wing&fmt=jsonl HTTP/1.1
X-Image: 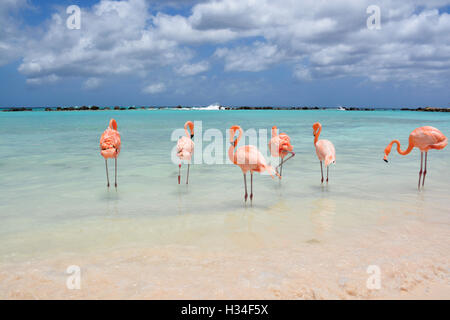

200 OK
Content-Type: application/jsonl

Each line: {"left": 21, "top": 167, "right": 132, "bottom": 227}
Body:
{"left": 100, "top": 129, "right": 121, "bottom": 158}
{"left": 413, "top": 126, "right": 448, "bottom": 151}
{"left": 177, "top": 136, "right": 194, "bottom": 160}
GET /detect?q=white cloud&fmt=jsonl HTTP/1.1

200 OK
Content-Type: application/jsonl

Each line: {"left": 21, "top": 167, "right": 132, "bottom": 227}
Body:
{"left": 215, "top": 42, "right": 286, "bottom": 72}
{"left": 83, "top": 77, "right": 102, "bottom": 89}
{"left": 175, "top": 61, "right": 210, "bottom": 76}
{"left": 18, "top": 0, "right": 191, "bottom": 85}
{"left": 142, "top": 82, "right": 166, "bottom": 94}
{"left": 0, "top": 0, "right": 29, "bottom": 66}
{"left": 9, "top": 0, "right": 450, "bottom": 87}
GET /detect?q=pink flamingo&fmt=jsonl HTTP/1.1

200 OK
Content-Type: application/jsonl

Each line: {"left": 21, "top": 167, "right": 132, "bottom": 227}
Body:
{"left": 313, "top": 122, "right": 336, "bottom": 183}
{"left": 229, "top": 125, "right": 280, "bottom": 202}
{"left": 269, "top": 126, "right": 295, "bottom": 176}
{"left": 383, "top": 126, "right": 447, "bottom": 189}
{"left": 176, "top": 121, "right": 195, "bottom": 184}
{"left": 100, "top": 119, "right": 121, "bottom": 188}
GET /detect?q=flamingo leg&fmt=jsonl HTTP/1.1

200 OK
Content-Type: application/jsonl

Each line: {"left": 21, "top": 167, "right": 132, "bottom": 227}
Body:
{"left": 250, "top": 172, "right": 253, "bottom": 202}
{"left": 422, "top": 152, "right": 428, "bottom": 187}
{"left": 327, "top": 165, "right": 329, "bottom": 183}
{"left": 115, "top": 157, "right": 118, "bottom": 188}
{"left": 186, "top": 164, "right": 190, "bottom": 185}
{"left": 178, "top": 164, "right": 181, "bottom": 184}
{"left": 418, "top": 152, "right": 423, "bottom": 190}
{"left": 280, "top": 158, "right": 283, "bottom": 177}
{"left": 105, "top": 159, "right": 110, "bottom": 188}
{"left": 320, "top": 161, "right": 324, "bottom": 183}
{"left": 243, "top": 173, "right": 248, "bottom": 202}
{"left": 276, "top": 152, "right": 295, "bottom": 172}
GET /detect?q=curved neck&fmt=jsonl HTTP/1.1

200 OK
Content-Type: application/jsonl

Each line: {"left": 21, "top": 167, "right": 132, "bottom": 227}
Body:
{"left": 228, "top": 127, "right": 243, "bottom": 164}
{"left": 388, "top": 139, "right": 414, "bottom": 156}
{"left": 109, "top": 119, "right": 117, "bottom": 131}
{"left": 314, "top": 126, "right": 321, "bottom": 145}
{"left": 271, "top": 126, "right": 277, "bottom": 138}
{"left": 184, "top": 122, "right": 192, "bottom": 138}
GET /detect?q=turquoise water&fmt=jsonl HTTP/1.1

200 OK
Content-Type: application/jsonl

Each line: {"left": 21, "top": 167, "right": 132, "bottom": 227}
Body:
{"left": 1, "top": 110, "right": 449, "bottom": 263}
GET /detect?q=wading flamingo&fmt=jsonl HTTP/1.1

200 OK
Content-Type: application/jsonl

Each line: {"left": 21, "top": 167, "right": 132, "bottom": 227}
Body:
{"left": 100, "top": 119, "right": 121, "bottom": 188}
{"left": 383, "top": 126, "right": 447, "bottom": 189}
{"left": 229, "top": 125, "right": 280, "bottom": 202}
{"left": 269, "top": 126, "right": 295, "bottom": 176}
{"left": 177, "top": 121, "right": 194, "bottom": 184}
{"left": 313, "top": 122, "right": 336, "bottom": 183}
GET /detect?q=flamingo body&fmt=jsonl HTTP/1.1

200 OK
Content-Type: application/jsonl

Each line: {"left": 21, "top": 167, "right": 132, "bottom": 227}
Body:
{"left": 233, "top": 145, "right": 276, "bottom": 176}
{"left": 315, "top": 139, "right": 336, "bottom": 167}
{"left": 100, "top": 119, "right": 121, "bottom": 159}
{"left": 269, "top": 126, "right": 295, "bottom": 176}
{"left": 408, "top": 126, "right": 447, "bottom": 152}
{"left": 177, "top": 136, "right": 194, "bottom": 161}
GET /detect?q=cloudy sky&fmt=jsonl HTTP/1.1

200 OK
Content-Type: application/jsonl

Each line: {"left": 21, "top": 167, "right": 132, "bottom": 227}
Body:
{"left": 1, "top": 0, "right": 449, "bottom": 107}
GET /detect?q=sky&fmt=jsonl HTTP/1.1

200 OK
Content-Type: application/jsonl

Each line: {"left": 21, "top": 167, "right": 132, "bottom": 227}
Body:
{"left": 0, "top": 0, "right": 449, "bottom": 108}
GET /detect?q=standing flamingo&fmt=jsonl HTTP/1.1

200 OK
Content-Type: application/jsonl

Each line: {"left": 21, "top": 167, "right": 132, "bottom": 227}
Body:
{"left": 269, "top": 126, "right": 295, "bottom": 176}
{"left": 229, "top": 125, "right": 280, "bottom": 202}
{"left": 100, "top": 119, "right": 121, "bottom": 188}
{"left": 176, "top": 121, "right": 194, "bottom": 184}
{"left": 313, "top": 122, "right": 336, "bottom": 183}
{"left": 383, "top": 126, "right": 447, "bottom": 189}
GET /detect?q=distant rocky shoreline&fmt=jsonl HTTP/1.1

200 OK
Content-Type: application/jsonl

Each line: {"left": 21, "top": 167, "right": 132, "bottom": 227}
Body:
{"left": 1, "top": 106, "right": 449, "bottom": 112}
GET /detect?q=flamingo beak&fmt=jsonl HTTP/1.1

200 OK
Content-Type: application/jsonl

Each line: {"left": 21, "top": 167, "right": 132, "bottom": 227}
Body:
{"left": 383, "top": 155, "right": 388, "bottom": 163}
{"left": 191, "top": 134, "right": 194, "bottom": 139}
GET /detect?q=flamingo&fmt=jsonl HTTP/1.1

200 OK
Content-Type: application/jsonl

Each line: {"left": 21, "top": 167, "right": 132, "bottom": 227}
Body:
{"left": 313, "top": 122, "right": 336, "bottom": 183}
{"left": 100, "top": 119, "right": 121, "bottom": 188}
{"left": 176, "top": 121, "right": 194, "bottom": 184}
{"left": 383, "top": 126, "right": 447, "bottom": 189}
{"left": 229, "top": 125, "right": 280, "bottom": 202}
{"left": 269, "top": 126, "right": 295, "bottom": 176}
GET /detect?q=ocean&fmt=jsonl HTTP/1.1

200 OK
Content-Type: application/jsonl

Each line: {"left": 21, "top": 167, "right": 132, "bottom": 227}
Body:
{"left": 1, "top": 109, "right": 449, "bottom": 299}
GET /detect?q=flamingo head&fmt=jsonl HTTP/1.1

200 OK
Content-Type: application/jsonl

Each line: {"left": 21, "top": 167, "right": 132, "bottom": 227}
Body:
{"left": 312, "top": 122, "right": 321, "bottom": 136}
{"left": 185, "top": 121, "right": 194, "bottom": 138}
{"left": 109, "top": 119, "right": 118, "bottom": 131}
{"left": 229, "top": 125, "right": 241, "bottom": 147}
{"left": 383, "top": 145, "right": 392, "bottom": 162}
{"left": 271, "top": 126, "right": 277, "bottom": 137}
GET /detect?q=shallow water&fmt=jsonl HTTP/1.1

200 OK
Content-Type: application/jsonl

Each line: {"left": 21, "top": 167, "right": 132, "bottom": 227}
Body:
{"left": 0, "top": 109, "right": 449, "bottom": 299}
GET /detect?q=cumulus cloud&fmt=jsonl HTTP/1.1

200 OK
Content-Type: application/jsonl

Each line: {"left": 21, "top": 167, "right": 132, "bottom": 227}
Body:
{"left": 9, "top": 0, "right": 450, "bottom": 87}
{"left": 83, "top": 77, "right": 102, "bottom": 89}
{"left": 175, "top": 61, "right": 210, "bottom": 76}
{"left": 215, "top": 42, "right": 286, "bottom": 72}
{"left": 18, "top": 0, "right": 191, "bottom": 85}
{"left": 0, "top": 0, "right": 29, "bottom": 66}
{"left": 142, "top": 82, "right": 166, "bottom": 94}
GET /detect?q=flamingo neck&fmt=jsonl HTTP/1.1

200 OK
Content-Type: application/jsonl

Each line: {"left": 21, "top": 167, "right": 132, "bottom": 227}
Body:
{"left": 387, "top": 139, "right": 414, "bottom": 156}
{"left": 271, "top": 126, "right": 277, "bottom": 138}
{"left": 228, "top": 127, "right": 243, "bottom": 164}
{"left": 314, "top": 126, "right": 321, "bottom": 145}
{"left": 184, "top": 122, "right": 192, "bottom": 138}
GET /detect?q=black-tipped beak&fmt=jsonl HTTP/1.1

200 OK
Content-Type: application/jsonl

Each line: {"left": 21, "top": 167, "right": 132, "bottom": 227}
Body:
{"left": 191, "top": 134, "right": 194, "bottom": 139}
{"left": 383, "top": 159, "right": 388, "bottom": 163}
